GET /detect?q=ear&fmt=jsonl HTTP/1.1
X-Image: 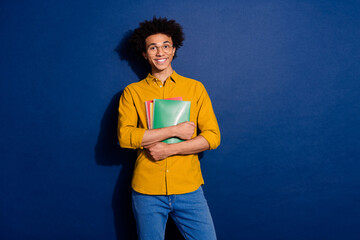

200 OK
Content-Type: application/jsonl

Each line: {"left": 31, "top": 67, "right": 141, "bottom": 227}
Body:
{"left": 142, "top": 52, "right": 148, "bottom": 60}
{"left": 172, "top": 47, "right": 176, "bottom": 56}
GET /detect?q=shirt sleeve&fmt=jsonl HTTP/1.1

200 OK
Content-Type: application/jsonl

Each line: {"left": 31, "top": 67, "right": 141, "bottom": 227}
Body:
{"left": 117, "top": 86, "right": 146, "bottom": 149}
{"left": 196, "top": 83, "right": 221, "bottom": 150}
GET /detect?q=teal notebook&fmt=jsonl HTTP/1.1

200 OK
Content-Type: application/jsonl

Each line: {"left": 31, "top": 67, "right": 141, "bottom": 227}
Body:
{"left": 153, "top": 99, "right": 191, "bottom": 144}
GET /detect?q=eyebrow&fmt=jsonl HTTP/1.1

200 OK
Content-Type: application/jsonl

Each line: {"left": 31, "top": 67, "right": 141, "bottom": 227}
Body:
{"left": 147, "top": 41, "right": 171, "bottom": 47}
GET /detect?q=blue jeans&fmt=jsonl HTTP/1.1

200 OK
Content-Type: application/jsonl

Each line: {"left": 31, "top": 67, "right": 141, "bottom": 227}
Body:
{"left": 132, "top": 186, "right": 217, "bottom": 240}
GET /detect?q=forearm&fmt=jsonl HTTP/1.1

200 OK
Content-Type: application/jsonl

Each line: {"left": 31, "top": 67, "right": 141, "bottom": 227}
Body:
{"left": 141, "top": 126, "right": 176, "bottom": 147}
{"left": 142, "top": 121, "right": 196, "bottom": 147}
{"left": 144, "top": 135, "right": 209, "bottom": 161}
{"left": 168, "top": 135, "right": 209, "bottom": 156}
{"left": 162, "top": 136, "right": 209, "bottom": 156}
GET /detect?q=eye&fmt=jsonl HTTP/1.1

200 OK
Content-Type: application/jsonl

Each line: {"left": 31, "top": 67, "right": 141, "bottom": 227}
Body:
{"left": 149, "top": 46, "right": 156, "bottom": 51}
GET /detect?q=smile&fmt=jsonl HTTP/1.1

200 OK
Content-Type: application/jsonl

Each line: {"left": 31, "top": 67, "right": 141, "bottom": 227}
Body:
{"left": 155, "top": 58, "right": 167, "bottom": 63}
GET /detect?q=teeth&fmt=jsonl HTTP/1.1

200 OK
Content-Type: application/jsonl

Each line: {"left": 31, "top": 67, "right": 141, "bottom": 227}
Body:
{"left": 156, "top": 59, "right": 166, "bottom": 63}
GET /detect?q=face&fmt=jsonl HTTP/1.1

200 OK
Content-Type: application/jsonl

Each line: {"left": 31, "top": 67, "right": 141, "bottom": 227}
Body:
{"left": 142, "top": 33, "right": 176, "bottom": 73}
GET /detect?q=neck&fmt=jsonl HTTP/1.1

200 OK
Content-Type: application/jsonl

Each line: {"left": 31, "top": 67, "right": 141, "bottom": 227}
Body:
{"left": 151, "top": 66, "right": 173, "bottom": 83}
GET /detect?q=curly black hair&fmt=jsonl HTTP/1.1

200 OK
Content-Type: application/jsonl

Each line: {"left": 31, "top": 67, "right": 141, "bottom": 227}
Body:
{"left": 129, "top": 17, "right": 185, "bottom": 59}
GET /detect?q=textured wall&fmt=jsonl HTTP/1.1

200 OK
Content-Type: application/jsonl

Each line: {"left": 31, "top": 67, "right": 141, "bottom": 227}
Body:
{"left": 1, "top": 0, "right": 360, "bottom": 239}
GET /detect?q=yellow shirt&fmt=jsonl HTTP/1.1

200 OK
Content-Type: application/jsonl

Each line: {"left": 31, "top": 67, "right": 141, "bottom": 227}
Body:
{"left": 118, "top": 71, "right": 220, "bottom": 195}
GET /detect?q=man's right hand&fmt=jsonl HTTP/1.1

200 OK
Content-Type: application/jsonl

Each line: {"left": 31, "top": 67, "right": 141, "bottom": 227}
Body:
{"left": 174, "top": 121, "right": 196, "bottom": 140}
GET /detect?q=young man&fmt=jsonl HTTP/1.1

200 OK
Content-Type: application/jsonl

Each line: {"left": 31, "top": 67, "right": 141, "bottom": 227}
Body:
{"left": 118, "top": 17, "right": 220, "bottom": 240}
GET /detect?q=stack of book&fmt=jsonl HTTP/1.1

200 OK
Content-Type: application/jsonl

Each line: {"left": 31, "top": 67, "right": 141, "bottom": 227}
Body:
{"left": 145, "top": 97, "right": 191, "bottom": 143}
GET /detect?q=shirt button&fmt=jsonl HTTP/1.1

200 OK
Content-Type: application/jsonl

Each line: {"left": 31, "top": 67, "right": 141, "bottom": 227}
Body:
{"left": 159, "top": 85, "right": 162, "bottom": 88}
{"left": 166, "top": 170, "right": 169, "bottom": 173}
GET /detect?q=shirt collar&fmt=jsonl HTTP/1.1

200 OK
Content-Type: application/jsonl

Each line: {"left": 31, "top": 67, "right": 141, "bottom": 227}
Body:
{"left": 145, "top": 71, "right": 179, "bottom": 84}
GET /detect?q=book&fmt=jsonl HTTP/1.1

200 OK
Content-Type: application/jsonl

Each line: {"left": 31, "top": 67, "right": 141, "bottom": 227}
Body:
{"left": 152, "top": 99, "right": 191, "bottom": 144}
{"left": 145, "top": 97, "right": 182, "bottom": 129}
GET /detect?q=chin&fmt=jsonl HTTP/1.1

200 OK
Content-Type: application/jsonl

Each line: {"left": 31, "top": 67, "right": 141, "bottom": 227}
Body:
{"left": 153, "top": 65, "right": 169, "bottom": 72}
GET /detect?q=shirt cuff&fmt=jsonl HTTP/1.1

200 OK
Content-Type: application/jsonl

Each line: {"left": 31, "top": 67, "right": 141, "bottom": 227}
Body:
{"left": 199, "top": 131, "right": 220, "bottom": 150}
{"left": 131, "top": 128, "right": 146, "bottom": 149}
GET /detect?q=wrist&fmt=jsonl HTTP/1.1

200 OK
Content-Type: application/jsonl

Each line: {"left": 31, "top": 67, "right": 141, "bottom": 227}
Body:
{"left": 167, "top": 142, "right": 179, "bottom": 156}
{"left": 169, "top": 125, "right": 178, "bottom": 138}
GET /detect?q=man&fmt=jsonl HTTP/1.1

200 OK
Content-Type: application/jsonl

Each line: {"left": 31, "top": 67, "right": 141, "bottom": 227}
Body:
{"left": 117, "top": 17, "right": 220, "bottom": 240}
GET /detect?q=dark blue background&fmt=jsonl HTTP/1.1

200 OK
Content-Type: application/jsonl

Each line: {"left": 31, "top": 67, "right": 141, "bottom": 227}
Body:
{"left": 1, "top": 0, "right": 360, "bottom": 239}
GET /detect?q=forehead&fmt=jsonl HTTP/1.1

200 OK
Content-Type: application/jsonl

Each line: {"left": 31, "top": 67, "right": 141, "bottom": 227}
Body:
{"left": 145, "top": 33, "right": 173, "bottom": 46}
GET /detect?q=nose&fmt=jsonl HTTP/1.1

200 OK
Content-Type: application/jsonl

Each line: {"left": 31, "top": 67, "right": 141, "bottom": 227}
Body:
{"left": 156, "top": 47, "right": 165, "bottom": 55}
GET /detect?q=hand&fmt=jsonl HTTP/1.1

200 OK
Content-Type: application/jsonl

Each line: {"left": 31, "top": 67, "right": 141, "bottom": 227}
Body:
{"left": 144, "top": 142, "right": 172, "bottom": 161}
{"left": 174, "top": 121, "right": 196, "bottom": 140}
